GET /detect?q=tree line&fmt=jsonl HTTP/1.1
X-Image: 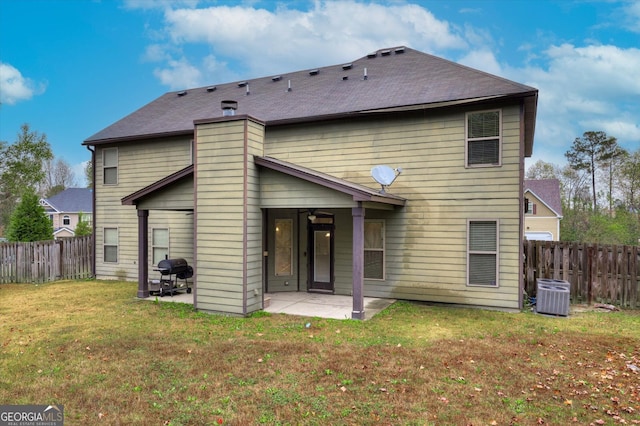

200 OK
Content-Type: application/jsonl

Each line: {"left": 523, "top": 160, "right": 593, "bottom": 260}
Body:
{"left": 527, "top": 131, "right": 640, "bottom": 245}
{"left": 0, "top": 124, "right": 92, "bottom": 242}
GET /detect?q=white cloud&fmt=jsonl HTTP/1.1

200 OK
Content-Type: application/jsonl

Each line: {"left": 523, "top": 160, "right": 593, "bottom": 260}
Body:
{"left": 0, "top": 62, "right": 45, "bottom": 105}
{"left": 122, "top": 0, "right": 199, "bottom": 11}
{"left": 148, "top": 1, "right": 466, "bottom": 87}
{"left": 153, "top": 57, "right": 202, "bottom": 89}
{"left": 457, "top": 49, "right": 503, "bottom": 76}
{"left": 621, "top": 1, "right": 640, "bottom": 33}
{"left": 511, "top": 43, "right": 640, "bottom": 161}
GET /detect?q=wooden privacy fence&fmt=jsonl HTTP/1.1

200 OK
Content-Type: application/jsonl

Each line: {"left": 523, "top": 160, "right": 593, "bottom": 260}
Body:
{"left": 0, "top": 235, "right": 93, "bottom": 284}
{"left": 523, "top": 240, "right": 639, "bottom": 308}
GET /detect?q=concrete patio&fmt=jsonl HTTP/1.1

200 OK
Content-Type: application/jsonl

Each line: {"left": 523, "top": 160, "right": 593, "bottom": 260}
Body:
{"left": 143, "top": 291, "right": 395, "bottom": 320}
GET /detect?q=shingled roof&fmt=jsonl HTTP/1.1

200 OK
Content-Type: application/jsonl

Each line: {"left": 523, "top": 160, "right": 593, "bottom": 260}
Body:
{"left": 524, "top": 179, "right": 563, "bottom": 217}
{"left": 42, "top": 188, "right": 93, "bottom": 213}
{"left": 84, "top": 46, "right": 537, "bottom": 154}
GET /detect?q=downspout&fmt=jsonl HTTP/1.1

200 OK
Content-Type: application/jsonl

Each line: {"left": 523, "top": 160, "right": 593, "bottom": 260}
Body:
{"left": 86, "top": 145, "right": 96, "bottom": 278}
{"left": 518, "top": 101, "right": 526, "bottom": 310}
{"left": 242, "top": 119, "right": 248, "bottom": 315}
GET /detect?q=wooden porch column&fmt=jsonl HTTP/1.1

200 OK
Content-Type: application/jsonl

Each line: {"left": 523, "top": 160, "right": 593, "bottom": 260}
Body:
{"left": 137, "top": 209, "right": 149, "bottom": 298}
{"left": 352, "top": 205, "right": 365, "bottom": 319}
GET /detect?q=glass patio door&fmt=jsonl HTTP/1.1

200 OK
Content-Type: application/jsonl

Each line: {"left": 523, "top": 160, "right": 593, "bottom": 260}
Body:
{"left": 309, "top": 223, "right": 334, "bottom": 292}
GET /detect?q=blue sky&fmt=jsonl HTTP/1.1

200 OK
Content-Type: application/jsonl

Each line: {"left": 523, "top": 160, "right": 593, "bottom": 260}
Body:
{"left": 1, "top": 0, "right": 639, "bottom": 186}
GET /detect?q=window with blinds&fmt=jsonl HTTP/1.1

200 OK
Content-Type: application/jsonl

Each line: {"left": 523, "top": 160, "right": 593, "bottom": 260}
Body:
{"left": 466, "top": 110, "right": 501, "bottom": 167}
{"left": 103, "top": 147, "right": 118, "bottom": 185}
{"left": 467, "top": 220, "right": 498, "bottom": 286}
{"left": 152, "top": 228, "right": 169, "bottom": 265}
{"left": 364, "top": 220, "right": 385, "bottom": 280}
{"left": 275, "top": 219, "right": 293, "bottom": 276}
{"left": 104, "top": 227, "right": 118, "bottom": 263}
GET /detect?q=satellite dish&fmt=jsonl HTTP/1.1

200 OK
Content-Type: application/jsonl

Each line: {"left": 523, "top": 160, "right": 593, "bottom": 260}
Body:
{"left": 371, "top": 165, "right": 402, "bottom": 193}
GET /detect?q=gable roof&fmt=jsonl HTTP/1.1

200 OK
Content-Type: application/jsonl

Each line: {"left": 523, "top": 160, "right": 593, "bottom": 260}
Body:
{"left": 121, "top": 159, "right": 406, "bottom": 208}
{"left": 121, "top": 165, "right": 194, "bottom": 207}
{"left": 42, "top": 188, "right": 93, "bottom": 213}
{"left": 255, "top": 156, "right": 406, "bottom": 206}
{"left": 524, "top": 179, "right": 563, "bottom": 217}
{"left": 84, "top": 46, "right": 537, "bottom": 155}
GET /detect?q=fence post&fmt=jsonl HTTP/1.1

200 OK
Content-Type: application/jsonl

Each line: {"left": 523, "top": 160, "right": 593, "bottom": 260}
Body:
{"left": 632, "top": 246, "right": 639, "bottom": 309}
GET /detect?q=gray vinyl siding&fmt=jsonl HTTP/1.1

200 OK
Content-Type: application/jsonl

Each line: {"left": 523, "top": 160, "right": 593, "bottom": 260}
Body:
{"left": 195, "top": 118, "right": 265, "bottom": 315}
{"left": 136, "top": 176, "right": 194, "bottom": 210}
{"left": 264, "top": 104, "right": 523, "bottom": 309}
{"left": 259, "top": 169, "right": 356, "bottom": 208}
{"left": 94, "top": 137, "right": 193, "bottom": 281}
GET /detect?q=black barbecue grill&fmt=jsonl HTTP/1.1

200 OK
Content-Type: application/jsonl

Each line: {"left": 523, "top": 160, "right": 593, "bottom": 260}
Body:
{"left": 150, "top": 258, "right": 193, "bottom": 296}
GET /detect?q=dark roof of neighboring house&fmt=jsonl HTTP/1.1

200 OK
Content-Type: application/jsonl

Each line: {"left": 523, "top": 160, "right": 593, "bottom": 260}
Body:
{"left": 43, "top": 188, "right": 93, "bottom": 213}
{"left": 84, "top": 46, "right": 537, "bottom": 155}
{"left": 524, "top": 179, "right": 563, "bottom": 217}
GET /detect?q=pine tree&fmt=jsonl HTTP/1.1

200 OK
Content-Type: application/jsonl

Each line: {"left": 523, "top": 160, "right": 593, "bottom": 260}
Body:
{"left": 565, "top": 131, "right": 619, "bottom": 211}
{"left": 6, "top": 189, "right": 53, "bottom": 242}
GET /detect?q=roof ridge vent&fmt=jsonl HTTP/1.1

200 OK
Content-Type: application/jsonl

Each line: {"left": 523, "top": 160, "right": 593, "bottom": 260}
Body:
{"left": 272, "top": 75, "right": 282, "bottom": 81}
{"left": 206, "top": 86, "right": 216, "bottom": 92}
{"left": 367, "top": 52, "right": 377, "bottom": 59}
{"left": 342, "top": 63, "right": 353, "bottom": 70}
{"left": 177, "top": 90, "right": 187, "bottom": 97}
{"left": 237, "top": 81, "right": 248, "bottom": 87}
{"left": 309, "top": 69, "right": 319, "bottom": 76}
{"left": 380, "top": 49, "right": 391, "bottom": 56}
{"left": 395, "top": 47, "right": 405, "bottom": 54}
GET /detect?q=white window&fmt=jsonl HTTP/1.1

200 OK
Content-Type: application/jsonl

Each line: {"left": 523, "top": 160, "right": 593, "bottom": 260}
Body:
{"left": 103, "top": 148, "right": 118, "bottom": 185}
{"left": 525, "top": 198, "right": 536, "bottom": 215}
{"left": 467, "top": 220, "right": 498, "bottom": 286}
{"left": 152, "top": 228, "right": 169, "bottom": 265}
{"left": 466, "top": 110, "right": 501, "bottom": 167}
{"left": 364, "top": 220, "right": 385, "bottom": 280}
{"left": 275, "top": 219, "right": 292, "bottom": 276}
{"left": 63, "top": 215, "right": 70, "bottom": 226}
{"left": 104, "top": 227, "right": 118, "bottom": 263}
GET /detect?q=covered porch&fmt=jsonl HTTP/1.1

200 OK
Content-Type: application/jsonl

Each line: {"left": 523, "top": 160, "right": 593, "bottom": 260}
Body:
{"left": 122, "top": 156, "right": 406, "bottom": 320}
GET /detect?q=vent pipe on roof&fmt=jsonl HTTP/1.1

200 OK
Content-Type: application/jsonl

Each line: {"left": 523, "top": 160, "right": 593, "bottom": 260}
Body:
{"left": 221, "top": 100, "right": 237, "bottom": 116}
{"left": 363, "top": 67, "right": 367, "bottom": 80}
{"left": 287, "top": 79, "right": 292, "bottom": 92}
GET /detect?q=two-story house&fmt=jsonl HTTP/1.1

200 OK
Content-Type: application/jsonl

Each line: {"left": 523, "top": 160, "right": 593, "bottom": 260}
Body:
{"left": 83, "top": 46, "right": 538, "bottom": 318}
{"left": 524, "top": 179, "right": 563, "bottom": 241}
{"left": 40, "top": 188, "right": 93, "bottom": 239}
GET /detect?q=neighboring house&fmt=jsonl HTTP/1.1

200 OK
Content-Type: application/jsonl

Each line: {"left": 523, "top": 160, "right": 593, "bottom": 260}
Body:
{"left": 40, "top": 188, "right": 93, "bottom": 239}
{"left": 523, "top": 179, "right": 563, "bottom": 241}
{"left": 83, "top": 46, "right": 538, "bottom": 318}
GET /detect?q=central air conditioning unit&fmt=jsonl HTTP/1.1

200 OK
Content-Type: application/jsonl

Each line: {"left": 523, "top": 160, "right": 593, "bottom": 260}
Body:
{"left": 536, "top": 279, "right": 570, "bottom": 316}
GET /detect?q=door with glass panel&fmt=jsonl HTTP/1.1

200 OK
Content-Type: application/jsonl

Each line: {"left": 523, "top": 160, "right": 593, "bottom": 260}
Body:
{"left": 308, "top": 223, "right": 334, "bottom": 292}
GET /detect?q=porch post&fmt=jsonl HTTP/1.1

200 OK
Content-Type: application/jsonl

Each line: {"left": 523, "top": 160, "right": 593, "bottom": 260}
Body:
{"left": 352, "top": 205, "right": 365, "bottom": 319}
{"left": 137, "top": 209, "right": 149, "bottom": 298}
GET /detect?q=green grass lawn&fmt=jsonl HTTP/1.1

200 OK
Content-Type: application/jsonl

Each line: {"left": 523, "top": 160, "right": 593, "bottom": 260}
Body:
{"left": 1, "top": 280, "right": 639, "bottom": 425}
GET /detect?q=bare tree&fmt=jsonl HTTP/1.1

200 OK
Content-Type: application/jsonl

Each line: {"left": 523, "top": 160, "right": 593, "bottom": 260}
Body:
{"left": 40, "top": 158, "right": 78, "bottom": 197}
{"left": 526, "top": 160, "right": 562, "bottom": 180}
{"left": 599, "top": 144, "right": 628, "bottom": 214}
{"left": 559, "top": 165, "right": 590, "bottom": 211}
{"left": 618, "top": 149, "right": 640, "bottom": 213}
